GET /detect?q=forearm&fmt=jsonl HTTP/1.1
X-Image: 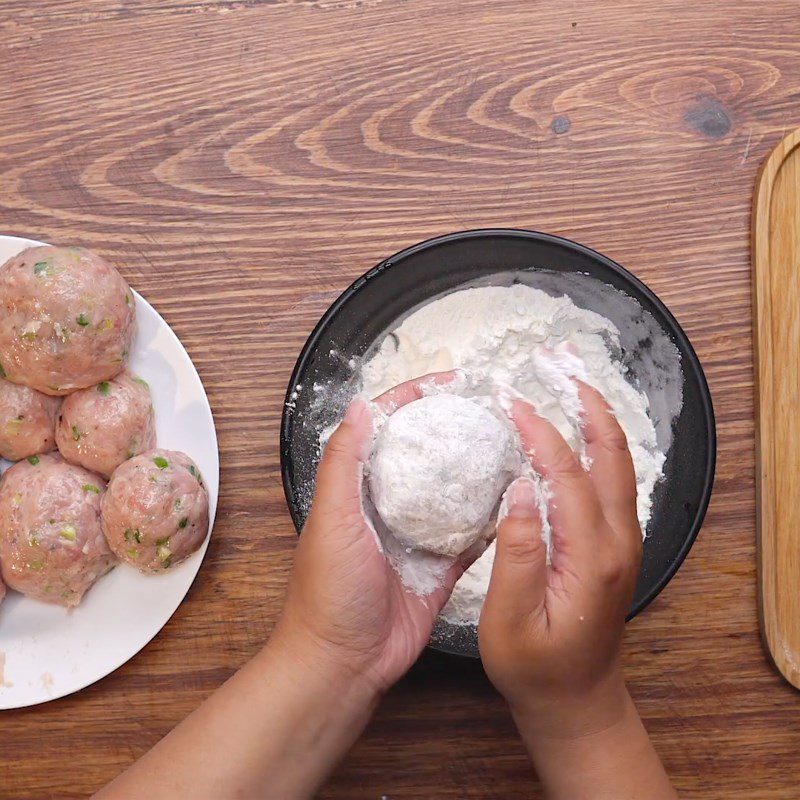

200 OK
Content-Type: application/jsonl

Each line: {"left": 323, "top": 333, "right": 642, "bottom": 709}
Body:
{"left": 95, "top": 630, "right": 379, "bottom": 800}
{"left": 513, "top": 677, "right": 677, "bottom": 800}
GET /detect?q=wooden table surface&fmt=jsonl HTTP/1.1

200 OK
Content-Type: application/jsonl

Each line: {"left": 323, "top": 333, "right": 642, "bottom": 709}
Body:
{"left": 1, "top": 1, "right": 798, "bottom": 797}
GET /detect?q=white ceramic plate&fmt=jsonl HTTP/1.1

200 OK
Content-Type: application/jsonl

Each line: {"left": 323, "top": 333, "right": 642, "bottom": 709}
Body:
{"left": 0, "top": 235, "right": 219, "bottom": 709}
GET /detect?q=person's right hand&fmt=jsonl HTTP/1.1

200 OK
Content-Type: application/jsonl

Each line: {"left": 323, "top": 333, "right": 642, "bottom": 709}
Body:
{"left": 479, "top": 381, "right": 643, "bottom": 742}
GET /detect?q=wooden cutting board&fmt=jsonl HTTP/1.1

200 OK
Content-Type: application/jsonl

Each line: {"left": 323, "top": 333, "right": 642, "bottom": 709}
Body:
{"left": 753, "top": 128, "right": 800, "bottom": 688}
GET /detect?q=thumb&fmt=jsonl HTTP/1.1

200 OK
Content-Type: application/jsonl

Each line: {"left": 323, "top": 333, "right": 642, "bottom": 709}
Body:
{"left": 484, "top": 477, "right": 547, "bottom": 620}
{"left": 310, "top": 397, "right": 374, "bottom": 520}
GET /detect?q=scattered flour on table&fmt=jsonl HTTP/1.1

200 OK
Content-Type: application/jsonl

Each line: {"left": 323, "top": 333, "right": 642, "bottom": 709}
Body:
{"left": 297, "top": 273, "right": 683, "bottom": 627}
{"left": 0, "top": 652, "right": 11, "bottom": 688}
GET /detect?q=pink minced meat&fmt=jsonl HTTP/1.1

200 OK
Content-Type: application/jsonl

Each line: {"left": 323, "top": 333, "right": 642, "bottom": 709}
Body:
{"left": 101, "top": 449, "right": 209, "bottom": 572}
{"left": 56, "top": 370, "right": 156, "bottom": 479}
{"left": 0, "top": 453, "right": 116, "bottom": 607}
{"left": 0, "top": 246, "right": 136, "bottom": 396}
{"left": 0, "top": 376, "right": 61, "bottom": 461}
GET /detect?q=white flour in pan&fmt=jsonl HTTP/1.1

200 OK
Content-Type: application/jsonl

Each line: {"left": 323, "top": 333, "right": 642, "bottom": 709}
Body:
{"left": 355, "top": 276, "right": 683, "bottom": 625}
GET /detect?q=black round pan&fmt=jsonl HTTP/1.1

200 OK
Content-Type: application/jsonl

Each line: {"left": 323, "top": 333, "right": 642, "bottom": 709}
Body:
{"left": 280, "top": 229, "right": 716, "bottom": 657}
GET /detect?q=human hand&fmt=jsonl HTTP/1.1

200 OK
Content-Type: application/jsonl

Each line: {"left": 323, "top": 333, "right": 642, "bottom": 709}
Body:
{"left": 275, "top": 372, "right": 466, "bottom": 696}
{"left": 479, "top": 381, "right": 642, "bottom": 741}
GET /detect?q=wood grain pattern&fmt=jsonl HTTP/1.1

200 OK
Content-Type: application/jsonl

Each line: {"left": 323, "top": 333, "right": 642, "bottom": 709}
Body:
{"left": 753, "top": 128, "right": 800, "bottom": 689}
{"left": 0, "top": 0, "right": 798, "bottom": 797}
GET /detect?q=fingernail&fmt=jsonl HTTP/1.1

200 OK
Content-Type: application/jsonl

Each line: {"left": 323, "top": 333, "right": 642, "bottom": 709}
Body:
{"left": 499, "top": 477, "right": 538, "bottom": 521}
{"left": 341, "top": 397, "right": 374, "bottom": 460}
{"left": 496, "top": 384, "right": 534, "bottom": 420}
{"left": 510, "top": 398, "right": 542, "bottom": 432}
{"left": 343, "top": 396, "right": 370, "bottom": 426}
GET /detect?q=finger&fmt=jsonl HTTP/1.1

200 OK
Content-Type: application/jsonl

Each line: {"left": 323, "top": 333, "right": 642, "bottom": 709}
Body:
{"left": 372, "top": 370, "right": 459, "bottom": 414}
{"left": 481, "top": 477, "right": 547, "bottom": 622}
{"left": 418, "top": 507, "right": 513, "bottom": 615}
{"left": 459, "top": 536, "right": 490, "bottom": 571}
{"left": 509, "top": 399, "right": 605, "bottom": 568}
{"left": 310, "top": 396, "right": 373, "bottom": 522}
{"left": 439, "top": 557, "right": 467, "bottom": 600}
{"left": 576, "top": 381, "right": 641, "bottom": 547}
{"left": 398, "top": 551, "right": 468, "bottom": 621}
{"left": 421, "top": 534, "right": 489, "bottom": 613}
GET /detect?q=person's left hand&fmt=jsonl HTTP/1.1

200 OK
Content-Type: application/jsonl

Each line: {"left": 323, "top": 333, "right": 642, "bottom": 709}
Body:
{"left": 275, "top": 372, "right": 466, "bottom": 695}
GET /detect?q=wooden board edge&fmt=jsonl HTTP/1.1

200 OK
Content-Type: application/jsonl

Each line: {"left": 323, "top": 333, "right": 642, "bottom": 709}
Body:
{"left": 752, "top": 127, "right": 800, "bottom": 688}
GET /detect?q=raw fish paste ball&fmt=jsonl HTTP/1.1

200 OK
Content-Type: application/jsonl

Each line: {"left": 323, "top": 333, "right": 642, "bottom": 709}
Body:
{"left": 0, "top": 453, "right": 114, "bottom": 607}
{"left": 0, "top": 377, "right": 61, "bottom": 461}
{"left": 0, "top": 246, "right": 135, "bottom": 395}
{"left": 101, "top": 449, "right": 209, "bottom": 572}
{"left": 56, "top": 371, "right": 156, "bottom": 479}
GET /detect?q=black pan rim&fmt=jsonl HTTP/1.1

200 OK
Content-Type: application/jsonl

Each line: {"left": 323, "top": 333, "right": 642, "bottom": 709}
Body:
{"left": 279, "top": 228, "right": 717, "bottom": 652}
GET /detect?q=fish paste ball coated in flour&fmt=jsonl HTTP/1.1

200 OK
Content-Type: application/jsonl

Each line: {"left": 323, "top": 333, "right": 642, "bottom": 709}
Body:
{"left": 56, "top": 371, "right": 156, "bottom": 479}
{"left": 101, "top": 449, "right": 209, "bottom": 572}
{"left": 368, "top": 394, "right": 517, "bottom": 557}
{"left": 0, "top": 246, "right": 136, "bottom": 395}
{"left": 0, "top": 453, "right": 114, "bottom": 607}
{"left": 0, "top": 377, "right": 61, "bottom": 461}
